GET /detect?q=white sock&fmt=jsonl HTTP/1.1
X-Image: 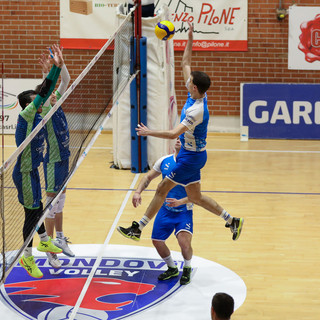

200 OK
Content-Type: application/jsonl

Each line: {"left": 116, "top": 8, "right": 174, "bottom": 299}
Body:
{"left": 184, "top": 259, "right": 192, "bottom": 268}
{"left": 220, "top": 209, "right": 233, "bottom": 224}
{"left": 138, "top": 215, "right": 150, "bottom": 231}
{"left": 24, "top": 247, "right": 32, "bottom": 258}
{"left": 39, "top": 232, "right": 49, "bottom": 242}
{"left": 56, "top": 231, "right": 64, "bottom": 239}
{"left": 163, "top": 255, "right": 176, "bottom": 268}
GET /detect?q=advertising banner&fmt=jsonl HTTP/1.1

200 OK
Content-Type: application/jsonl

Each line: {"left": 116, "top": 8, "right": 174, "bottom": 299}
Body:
{"left": 241, "top": 83, "right": 320, "bottom": 140}
{"left": 0, "top": 79, "right": 40, "bottom": 134}
{"left": 60, "top": 0, "right": 247, "bottom": 51}
{"left": 288, "top": 6, "right": 320, "bottom": 70}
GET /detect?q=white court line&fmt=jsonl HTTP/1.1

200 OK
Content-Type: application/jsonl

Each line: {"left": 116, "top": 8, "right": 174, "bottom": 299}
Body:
{"left": 206, "top": 148, "right": 320, "bottom": 154}
{"left": 68, "top": 173, "right": 140, "bottom": 320}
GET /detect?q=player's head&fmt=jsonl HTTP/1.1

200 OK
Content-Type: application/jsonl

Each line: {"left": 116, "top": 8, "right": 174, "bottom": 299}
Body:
{"left": 190, "top": 71, "right": 211, "bottom": 95}
{"left": 211, "top": 293, "right": 234, "bottom": 320}
{"left": 174, "top": 137, "right": 181, "bottom": 153}
{"left": 17, "top": 90, "right": 37, "bottom": 110}
{"left": 50, "top": 92, "right": 57, "bottom": 105}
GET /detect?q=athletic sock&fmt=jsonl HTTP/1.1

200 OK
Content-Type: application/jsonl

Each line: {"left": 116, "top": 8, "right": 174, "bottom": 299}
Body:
{"left": 38, "top": 232, "right": 49, "bottom": 242}
{"left": 24, "top": 247, "right": 32, "bottom": 258}
{"left": 138, "top": 215, "right": 150, "bottom": 231}
{"left": 184, "top": 258, "right": 192, "bottom": 268}
{"left": 56, "top": 231, "right": 64, "bottom": 239}
{"left": 163, "top": 255, "right": 176, "bottom": 268}
{"left": 220, "top": 209, "right": 233, "bottom": 224}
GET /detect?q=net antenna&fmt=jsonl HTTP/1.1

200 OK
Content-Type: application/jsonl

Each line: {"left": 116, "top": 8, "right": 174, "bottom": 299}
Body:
{"left": 0, "top": 9, "right": 136, "bottom": 284}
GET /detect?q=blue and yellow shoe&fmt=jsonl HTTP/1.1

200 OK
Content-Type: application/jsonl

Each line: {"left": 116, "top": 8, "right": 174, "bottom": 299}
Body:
{"left": 117, "top": 221, "right": 141, "bottom": 241}
{"left": 180, "top": 266, "right": 192, "bottom": 285}
{"left": 158, "top": 267, "right": 179, "bottom": 280}
{"left": 225, "top": 217, "right": 244, "bottom": 241}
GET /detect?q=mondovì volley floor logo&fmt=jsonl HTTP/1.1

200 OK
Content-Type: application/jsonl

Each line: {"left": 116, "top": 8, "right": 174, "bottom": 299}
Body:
{"left": 0, "top": 245, "right": 247, "bottom": 320}
{"left": 2, "top": 257, "right": 183, "bottom": 319}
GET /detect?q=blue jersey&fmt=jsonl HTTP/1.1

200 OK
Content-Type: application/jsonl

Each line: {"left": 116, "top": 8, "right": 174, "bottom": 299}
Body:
{"left": 15, "top": 102, "right": 46, "bottom": 172}
{"left": 179, "top": 92, "right": 209, "bottom": 152}
{"left": 153, "top": 154, "right": 193, "bottom": 212}
{"left": 41, "top": 91, "right": 70, "bottom": 163}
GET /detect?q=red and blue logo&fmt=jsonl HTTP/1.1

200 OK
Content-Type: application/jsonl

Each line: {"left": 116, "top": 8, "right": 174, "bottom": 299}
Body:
{"left": 1, "top": 256, "right": 188, "bottom": 319}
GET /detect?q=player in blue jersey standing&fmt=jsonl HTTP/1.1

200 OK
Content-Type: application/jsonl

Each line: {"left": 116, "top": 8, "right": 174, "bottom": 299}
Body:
{"left": 12, "top": 45, "right": 64, "bottom": 279}
{"left": 118, "top": 21, "right": 244, "bottom": 242}
{"left": 37, "top": 53, "right": 74, "bottom": 269}
{"left": 123, "top": 138, "right": 193, "bottom": 284}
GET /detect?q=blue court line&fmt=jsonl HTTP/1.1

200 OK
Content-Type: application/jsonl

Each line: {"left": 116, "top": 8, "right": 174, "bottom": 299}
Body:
{"left": 4, "top": 186, "right": 319, "bottom": 196}
{"left": 65, "top": 187, "right": 320, "bottom": 196}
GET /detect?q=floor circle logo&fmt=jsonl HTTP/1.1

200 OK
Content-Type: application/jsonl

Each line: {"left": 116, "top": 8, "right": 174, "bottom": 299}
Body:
{"left": 0, "top": 245, "right": 246, "bottom": 320}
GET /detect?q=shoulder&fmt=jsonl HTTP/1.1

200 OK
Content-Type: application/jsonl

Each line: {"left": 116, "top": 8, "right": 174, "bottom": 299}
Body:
{"left": 153, "top": 154, "right": 174, "bottom": 171}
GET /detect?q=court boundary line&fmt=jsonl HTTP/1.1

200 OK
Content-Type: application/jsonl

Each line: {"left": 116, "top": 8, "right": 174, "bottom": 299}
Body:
{"left": 68, "top": 173, "right": 140, "bottom": 320}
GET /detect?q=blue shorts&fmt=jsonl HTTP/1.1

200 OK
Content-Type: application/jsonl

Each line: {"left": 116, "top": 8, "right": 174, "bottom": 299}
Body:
{"left": 166, "top": 147, "right": 207, "bottom": 186}
{"left": 12, "top": 167, "right": 42, "bottom": 209}
{"left": 43, "top": 159, "right": 69, "bottom": 193}
{"left": 151, "top": 205, "right": 193, "bottom": 241}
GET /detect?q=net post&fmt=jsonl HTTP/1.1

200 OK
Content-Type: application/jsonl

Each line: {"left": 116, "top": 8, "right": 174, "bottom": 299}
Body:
{"left": 130, "top": 0, "right": 144, "bottom": 172}
{"left": 139, "top": 37, "right": 148, "bottom": 172}
{"left": 130, "top": 37, "right": 139, "bottom": 173}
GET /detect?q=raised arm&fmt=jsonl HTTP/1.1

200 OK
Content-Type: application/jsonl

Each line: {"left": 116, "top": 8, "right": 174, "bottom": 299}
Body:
{"left": 56, "top": 64, "right": 70, "bottom": 97}
{"left": 136, "top": 122, "right": 188, "bottom": 139}
{"left": 33, "top": 45, "right": 63, "bottom": 109}
{"left": 182, "top": 21, "right": 193, "bottom": 83}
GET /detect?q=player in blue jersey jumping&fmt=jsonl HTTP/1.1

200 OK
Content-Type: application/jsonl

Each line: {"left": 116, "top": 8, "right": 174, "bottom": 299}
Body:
{"left": 124, "top": 138, "right": 193, "bottom": 285}
{"left": 12, "top": 45, "right": 64, "bottom": 279}
{"left": 118, "top": 21, "right": 244, "bottom": 243}
{"left": 37, "top": 52, "right": 74, "bottom": 269}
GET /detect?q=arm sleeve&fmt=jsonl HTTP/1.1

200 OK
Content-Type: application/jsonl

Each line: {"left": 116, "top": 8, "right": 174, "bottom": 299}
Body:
{"left": 56, "top": 64, "right": 70, "bottom": 98}
{"left": 41, "top": 70, "right": 51, "bottom": 108}
{"left": 37, "top": 64, "right": 62, "bottom": 106}
{"left": 45, "top": 64, "right": 62, "bottom": 100}
{"left": 32, "top": 95, "right": 44, "bottom": 111}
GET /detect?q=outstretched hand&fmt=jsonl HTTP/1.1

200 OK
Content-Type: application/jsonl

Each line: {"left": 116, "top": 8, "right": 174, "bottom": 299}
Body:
{"left": 39, "top": 53, "right": 51, "bottom": 74}
{"left": 49, "top": 44, "right": 64, "bottom": 68}
{"left": 136, "top": 123, "right": 151, "bottom": 136}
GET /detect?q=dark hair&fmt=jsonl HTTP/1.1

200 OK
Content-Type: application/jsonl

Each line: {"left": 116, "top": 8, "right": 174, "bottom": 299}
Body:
{"left": 212, "top": 292, "right": 234, "bottom": 320}
{"left": 34, "top": 84, "right": 42, "bottom": 94}
{"left": 17, "top": 90, "right": 37, "bottom": 110}
{"left": 191, "top": 70, "right": 211, "bottom": 94}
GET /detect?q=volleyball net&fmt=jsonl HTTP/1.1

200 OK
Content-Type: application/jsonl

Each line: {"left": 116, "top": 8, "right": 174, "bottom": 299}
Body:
{"left": 0, "top": 9, "right": 135, "bottom": 284}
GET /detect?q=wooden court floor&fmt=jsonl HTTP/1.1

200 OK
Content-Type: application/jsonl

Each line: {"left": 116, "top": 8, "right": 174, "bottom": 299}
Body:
{"left": 2, "top": 132, "right": 320, "bottom": 320}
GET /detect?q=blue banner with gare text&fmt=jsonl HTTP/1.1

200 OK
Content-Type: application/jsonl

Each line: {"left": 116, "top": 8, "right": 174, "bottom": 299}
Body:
{"left": 241, "top": 83, "right": 320, "bottom": 139}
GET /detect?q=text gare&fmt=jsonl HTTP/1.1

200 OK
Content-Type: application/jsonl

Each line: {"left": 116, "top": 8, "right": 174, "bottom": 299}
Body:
{"left": 248, "top": 100, "right": 320, "bottom": 124}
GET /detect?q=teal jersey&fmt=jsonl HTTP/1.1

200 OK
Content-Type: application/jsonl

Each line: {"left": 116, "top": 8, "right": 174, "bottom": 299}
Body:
{"left": 41, "top": 90, "right": 70, "bottom": 163}
{"left": 15, "top": 102, "right": 46, "bottom": 172}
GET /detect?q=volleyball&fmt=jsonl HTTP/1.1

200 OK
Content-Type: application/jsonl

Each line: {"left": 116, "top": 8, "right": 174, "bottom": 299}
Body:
{"left": 155, "top": 20, "right": 175, "bottom": 41}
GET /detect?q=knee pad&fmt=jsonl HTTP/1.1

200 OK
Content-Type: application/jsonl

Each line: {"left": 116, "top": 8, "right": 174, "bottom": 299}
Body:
{"left": 55, "top": 192, "right": 66, "bottom": 214}
{"left": 46, "top": 195, "right": 56, "bottom": 219}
